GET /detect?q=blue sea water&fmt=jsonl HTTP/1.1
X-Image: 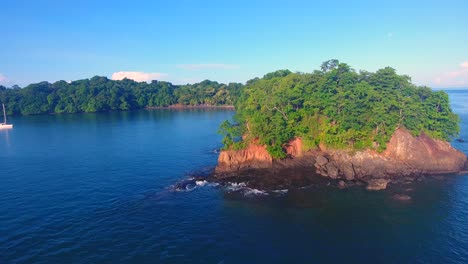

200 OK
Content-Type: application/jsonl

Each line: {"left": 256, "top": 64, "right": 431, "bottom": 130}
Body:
{"left": 1, "top": 91, "right": 468, "bottom": 264}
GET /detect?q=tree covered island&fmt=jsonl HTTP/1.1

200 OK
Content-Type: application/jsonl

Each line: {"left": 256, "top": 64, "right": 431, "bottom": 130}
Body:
{"left": 214, "top": 61, "right": 466, "bottom": 190}
{"left": 219, "top": 60, "right": 460, "bottom": 158}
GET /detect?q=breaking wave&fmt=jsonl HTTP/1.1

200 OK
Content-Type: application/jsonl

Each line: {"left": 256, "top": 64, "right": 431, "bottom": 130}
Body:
{"left": 224, "top": 182, "right": 280, "bottom": 197}
{"left": 172, "top": 178, "right": 288, "bottom": 197}
{"left": 172, "top": 178, "right": 219, "bottom": 192}
{"left": 225, "top": 182, "right": 268, "bottom": 197}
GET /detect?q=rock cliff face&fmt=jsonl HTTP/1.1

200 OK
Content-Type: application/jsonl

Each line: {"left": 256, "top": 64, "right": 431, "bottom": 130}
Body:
{"left": 315, "top": 128, "right": 466, "bottom": 180}
{"left": 384, "top": 129, "right": 465, "bottom": 173}
{"left": 215, "top": 138, "right": 306, "bottom": 175}
{"left": 215, "top": 128, "right": 467, "bottom": 182}
{"left": 216, "top": 140, "right": 273, "bottom": 173}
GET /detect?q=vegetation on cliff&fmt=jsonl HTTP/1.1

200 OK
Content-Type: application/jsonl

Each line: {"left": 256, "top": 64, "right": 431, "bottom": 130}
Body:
{"left": 0, "top": 77, "right": 242, "bottom": 115}
{"left": 219, "top": 60, "right": 459, "bottom": 158}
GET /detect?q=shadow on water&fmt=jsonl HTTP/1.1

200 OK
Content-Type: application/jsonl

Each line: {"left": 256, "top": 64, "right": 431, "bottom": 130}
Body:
{"left": 213, "top": 174, "right": 468, "bottom": 263}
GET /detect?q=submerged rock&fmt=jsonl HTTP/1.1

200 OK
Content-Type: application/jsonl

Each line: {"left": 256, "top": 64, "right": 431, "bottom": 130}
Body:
{"left": 366, "top": 179, "right": 390, "bottom": 191}
{"left": 337, "top": 180, "right": 347, "bottom": 189}
{"left": 393, "top": 194, "right": 412, "bottom": 201}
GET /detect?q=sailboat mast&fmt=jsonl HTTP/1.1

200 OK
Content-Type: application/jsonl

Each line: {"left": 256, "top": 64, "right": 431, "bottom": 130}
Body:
{"left": 2, "top": 103, "right": 6, "bottom": 124}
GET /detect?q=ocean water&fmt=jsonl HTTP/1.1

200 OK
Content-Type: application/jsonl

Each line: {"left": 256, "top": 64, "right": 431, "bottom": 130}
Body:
{"left": 1, "top": 91, "right": 468, "bottom": 264}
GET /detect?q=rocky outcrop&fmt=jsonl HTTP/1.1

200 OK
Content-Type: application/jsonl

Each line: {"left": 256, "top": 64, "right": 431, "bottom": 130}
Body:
{"left": 384, "top": 129, "right": 466, "bottom": 173}
{"left": 314, "top": 128, "right": 466, "bottom": 180}
{"left": 214, "top": 128, "right": 467, "bottom": 189}
{"left": 216, "top": 141, "right": 273, "bottom": 174}
{"left": 216, "top": 138, "right": 306, "bottom": 175}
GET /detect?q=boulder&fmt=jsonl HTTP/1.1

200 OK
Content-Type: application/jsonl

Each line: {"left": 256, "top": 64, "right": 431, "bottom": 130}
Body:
{"left": 338, "top": 180, "right": 347, "bottom": 189}
{"left": 341, "top": 161, "right": 355, "bottom": 180}
{"left": 326, "top": 162, "right": 339, "bottom": 179}
{"left": 366, "top": 179, "right": 389, "bottom": 191}
{"left": 315, "top": 155, "right": 329, "bottom": 167}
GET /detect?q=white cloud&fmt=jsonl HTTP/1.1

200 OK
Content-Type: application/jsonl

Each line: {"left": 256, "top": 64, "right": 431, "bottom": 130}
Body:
{"left": 434, "top": 61, "right": 468, "bottom": 87}
{"left": 177, "top": 64, "right": 240, "bottom": 71}
{"left": 168, "top": 77, "right": 203, "bottom": 84}
{"left": 111, "top": 71, "right": 168, "bottom": 82}
{"left": 0, "top": 73, "right": 6, "bottom": 83}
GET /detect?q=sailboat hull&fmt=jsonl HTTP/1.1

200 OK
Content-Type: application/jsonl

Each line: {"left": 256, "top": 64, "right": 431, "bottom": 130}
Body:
{"left": 0, "top": 124, "right": 13, "bottom": 129}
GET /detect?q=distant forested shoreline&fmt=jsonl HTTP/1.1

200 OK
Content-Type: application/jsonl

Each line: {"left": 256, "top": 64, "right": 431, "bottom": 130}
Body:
{"left": 0, "top": 77, "right": 242, "bottom": 115}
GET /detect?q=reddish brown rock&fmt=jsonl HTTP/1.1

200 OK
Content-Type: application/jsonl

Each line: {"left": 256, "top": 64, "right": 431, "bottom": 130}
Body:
{"left": 383, "top": 128, "right": 466, "bottom": 174}
{"left": 285, "top": 137, "right": 303, "bottom": 157}
{"left": 214, "top": 128, "right": 467, "bottom": 182}
{"left": 322, "top": 128, "right": 466, "bottom": 179}
{"left": 215, "top": 141, "right": 273, "bottom": 175}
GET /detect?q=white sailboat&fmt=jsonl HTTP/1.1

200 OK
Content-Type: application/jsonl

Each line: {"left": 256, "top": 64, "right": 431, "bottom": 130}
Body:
{"left": 0, "top": 103, "right": 13, "bottom": 129}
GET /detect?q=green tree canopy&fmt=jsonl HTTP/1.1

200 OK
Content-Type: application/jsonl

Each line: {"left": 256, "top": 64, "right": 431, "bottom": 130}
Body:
{"left": 0, "top": 77, "right": 242, "bottom": 115}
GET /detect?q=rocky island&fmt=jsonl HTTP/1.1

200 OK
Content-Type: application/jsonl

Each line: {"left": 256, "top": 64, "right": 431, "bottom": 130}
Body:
{"left": 213, "top": 61, "right": 468, "bottom": 190}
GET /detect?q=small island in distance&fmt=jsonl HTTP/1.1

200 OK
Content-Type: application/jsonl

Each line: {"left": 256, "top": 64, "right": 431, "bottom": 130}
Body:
{"left": 213, "top": 60, "right": 468, "bottom": 191}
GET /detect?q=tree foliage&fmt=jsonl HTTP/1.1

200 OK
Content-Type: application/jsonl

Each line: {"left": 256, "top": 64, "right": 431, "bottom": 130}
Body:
{"left": 0, "top": 77, "right": 242, "bottom": 115}
{"left": 220, "top": 61, "right": 459, "bottom": 158}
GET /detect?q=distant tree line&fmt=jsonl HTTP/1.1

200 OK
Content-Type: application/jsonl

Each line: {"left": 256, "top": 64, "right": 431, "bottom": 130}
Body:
{"left": 219, "top": 61, "right": 459, "bottom": 157}
{"left": 0, "top": 77, "right": 242, "bottom": 115}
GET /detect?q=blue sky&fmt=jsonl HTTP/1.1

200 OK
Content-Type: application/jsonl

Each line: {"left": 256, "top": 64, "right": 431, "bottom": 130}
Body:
{"left": 1, "top": 0, "right": 468, "bottom": 88}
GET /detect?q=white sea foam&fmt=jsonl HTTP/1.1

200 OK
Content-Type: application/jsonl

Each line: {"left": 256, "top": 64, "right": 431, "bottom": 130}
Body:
{"left": 243, "top": 188, "right": 268, "bottom": 197}
{"left": 225, "top": 182, "right": 247, "bottom": 192}
{"left": 173, "top": 178, "right": 218, "bottom": 192}
{"left": 224, "top": 182, "right": 269, "bottom": 197}
{"left": 196, "top": 180, "right": 208, "bottom": 186}
{"left": 272, "top": 189, "right": 288, "bottom": 194}
{"left": 195, "top": 180, "right": 219, "bottom": 187}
